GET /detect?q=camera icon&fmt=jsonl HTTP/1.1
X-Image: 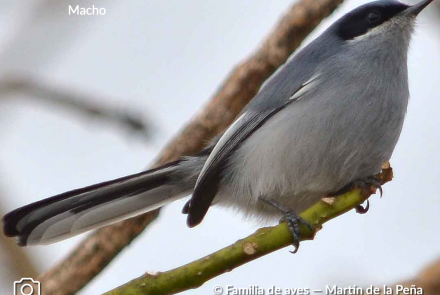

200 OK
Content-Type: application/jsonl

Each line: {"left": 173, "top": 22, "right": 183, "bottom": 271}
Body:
{"left": 13, "top": 278, "right": 40, "bottom": 295}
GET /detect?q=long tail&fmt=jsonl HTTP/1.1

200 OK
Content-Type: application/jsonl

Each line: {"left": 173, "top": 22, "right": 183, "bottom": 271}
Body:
{"left": 2, "top": 154, "right": 207, "bottom": 246}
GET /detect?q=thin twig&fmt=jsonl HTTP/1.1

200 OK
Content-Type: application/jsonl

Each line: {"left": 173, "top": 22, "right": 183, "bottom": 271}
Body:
{"left": 36, "top": 0, "right": 346, "bottom": 294}
{"left": 103, "top": 168, "right": 392, "bottom": 295}
{"left": 0, "top": 76, "right": 151, "bottom": 139}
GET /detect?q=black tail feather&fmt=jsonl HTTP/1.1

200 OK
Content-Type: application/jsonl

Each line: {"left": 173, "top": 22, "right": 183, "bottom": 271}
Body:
{"left": 2, "top": 159, "right": 181, "bottom": 245}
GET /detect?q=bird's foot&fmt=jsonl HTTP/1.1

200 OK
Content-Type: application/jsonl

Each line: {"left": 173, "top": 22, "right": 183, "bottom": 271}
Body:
{"left": 329, "top": 176, "right": 382, "bottom": 215}
{"left": 355, "top": 199, "right": 370, "bottom": 214}
{"left": 259, "top": 197, "right": 313, "bottom": 254}
{"left": 330, "top": 176, "right": 383, "bottom": 197}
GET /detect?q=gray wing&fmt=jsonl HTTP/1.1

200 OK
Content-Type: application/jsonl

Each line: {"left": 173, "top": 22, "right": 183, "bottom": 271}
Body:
{"left": 185, "top": 88, "right": 314, "bottom": 227}
{"left": 185, "top": 39, "right": 325, "bottom": 227}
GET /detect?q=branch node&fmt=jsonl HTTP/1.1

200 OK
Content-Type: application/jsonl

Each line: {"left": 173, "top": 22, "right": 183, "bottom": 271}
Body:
{"left": 243, "top": 242, "right": 259, "bottom": 255}
{"left": 321, "top": 197, "right": 336, "bottom": 206}
{"left": 145, "top": 271, "right": 160, "bottom": 277}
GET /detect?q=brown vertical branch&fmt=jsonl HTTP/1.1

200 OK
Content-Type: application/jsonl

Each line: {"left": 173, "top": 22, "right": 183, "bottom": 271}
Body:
{"left": 385, "top": 257, "right": 440, "bottom": 295}
{"left": 36, "top": 0, "right": 345, "bottom": 294}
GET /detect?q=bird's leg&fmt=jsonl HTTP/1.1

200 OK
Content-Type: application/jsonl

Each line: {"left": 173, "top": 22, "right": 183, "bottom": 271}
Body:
{"left": 259, "top": 196, "right": 314, "bottom": 254}
{"left": 328, "top": 176, "right": 382, "bottom": 214}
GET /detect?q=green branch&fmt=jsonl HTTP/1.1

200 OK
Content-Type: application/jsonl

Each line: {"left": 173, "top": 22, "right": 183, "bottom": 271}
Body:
{"left": 103, "top": 167, "right": 393, "bottom": 295}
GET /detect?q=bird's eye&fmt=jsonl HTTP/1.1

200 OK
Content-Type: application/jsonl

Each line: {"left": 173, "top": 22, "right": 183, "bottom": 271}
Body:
{"left": 366, "top": 11, "right": 381, "bottom": 23}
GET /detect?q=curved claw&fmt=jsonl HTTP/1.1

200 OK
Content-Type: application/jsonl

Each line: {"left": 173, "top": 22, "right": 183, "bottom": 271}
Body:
{"left": 289, "top": 244, "right": 299, "bottom": 254}
{"left": 355, "top": 199, "right": 370, "bottom": 214}
{"left": 368, "top": 177, "right": 383, "bottom": 198}
{"left": 285, "top": 213, "right": 312, "bottom": 254}
{"left": 329, "top": 176, "right": 383, "bottom": 198}
{"left": 377, "top": 184, "right": 383, "bottom": 198}
{"left": 260, "top": 196, "right": 315, "bottom": 254}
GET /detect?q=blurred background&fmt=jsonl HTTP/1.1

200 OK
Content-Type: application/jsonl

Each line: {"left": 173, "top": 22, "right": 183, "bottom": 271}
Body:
{"left": 0, "top": 0, "right": 439, "bottom": 294}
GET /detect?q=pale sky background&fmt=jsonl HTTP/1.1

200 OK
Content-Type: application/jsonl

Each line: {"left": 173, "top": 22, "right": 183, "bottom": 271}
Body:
{"left": 0, "top": 0, "right": 439, "bottom": 294}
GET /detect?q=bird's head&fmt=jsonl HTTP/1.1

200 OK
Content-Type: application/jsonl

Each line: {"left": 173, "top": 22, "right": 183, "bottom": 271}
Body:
{"left": 330, "top": 0, "right": 432, "bottom": 46}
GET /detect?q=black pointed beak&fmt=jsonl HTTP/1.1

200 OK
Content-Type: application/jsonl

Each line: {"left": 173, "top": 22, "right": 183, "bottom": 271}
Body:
{"left": 404, "top": 0, "right": 433, "bottom": 16}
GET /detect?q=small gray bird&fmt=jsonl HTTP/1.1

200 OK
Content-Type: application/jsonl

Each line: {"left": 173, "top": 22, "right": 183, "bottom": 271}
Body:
{"left": 3, "top": 0, "right": 433, "bottom": 249}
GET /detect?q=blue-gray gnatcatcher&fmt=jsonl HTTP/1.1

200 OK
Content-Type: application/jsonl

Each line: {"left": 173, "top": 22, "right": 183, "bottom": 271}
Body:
{"left": 2, "top": 0, "right": 433, "bottom": 249}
